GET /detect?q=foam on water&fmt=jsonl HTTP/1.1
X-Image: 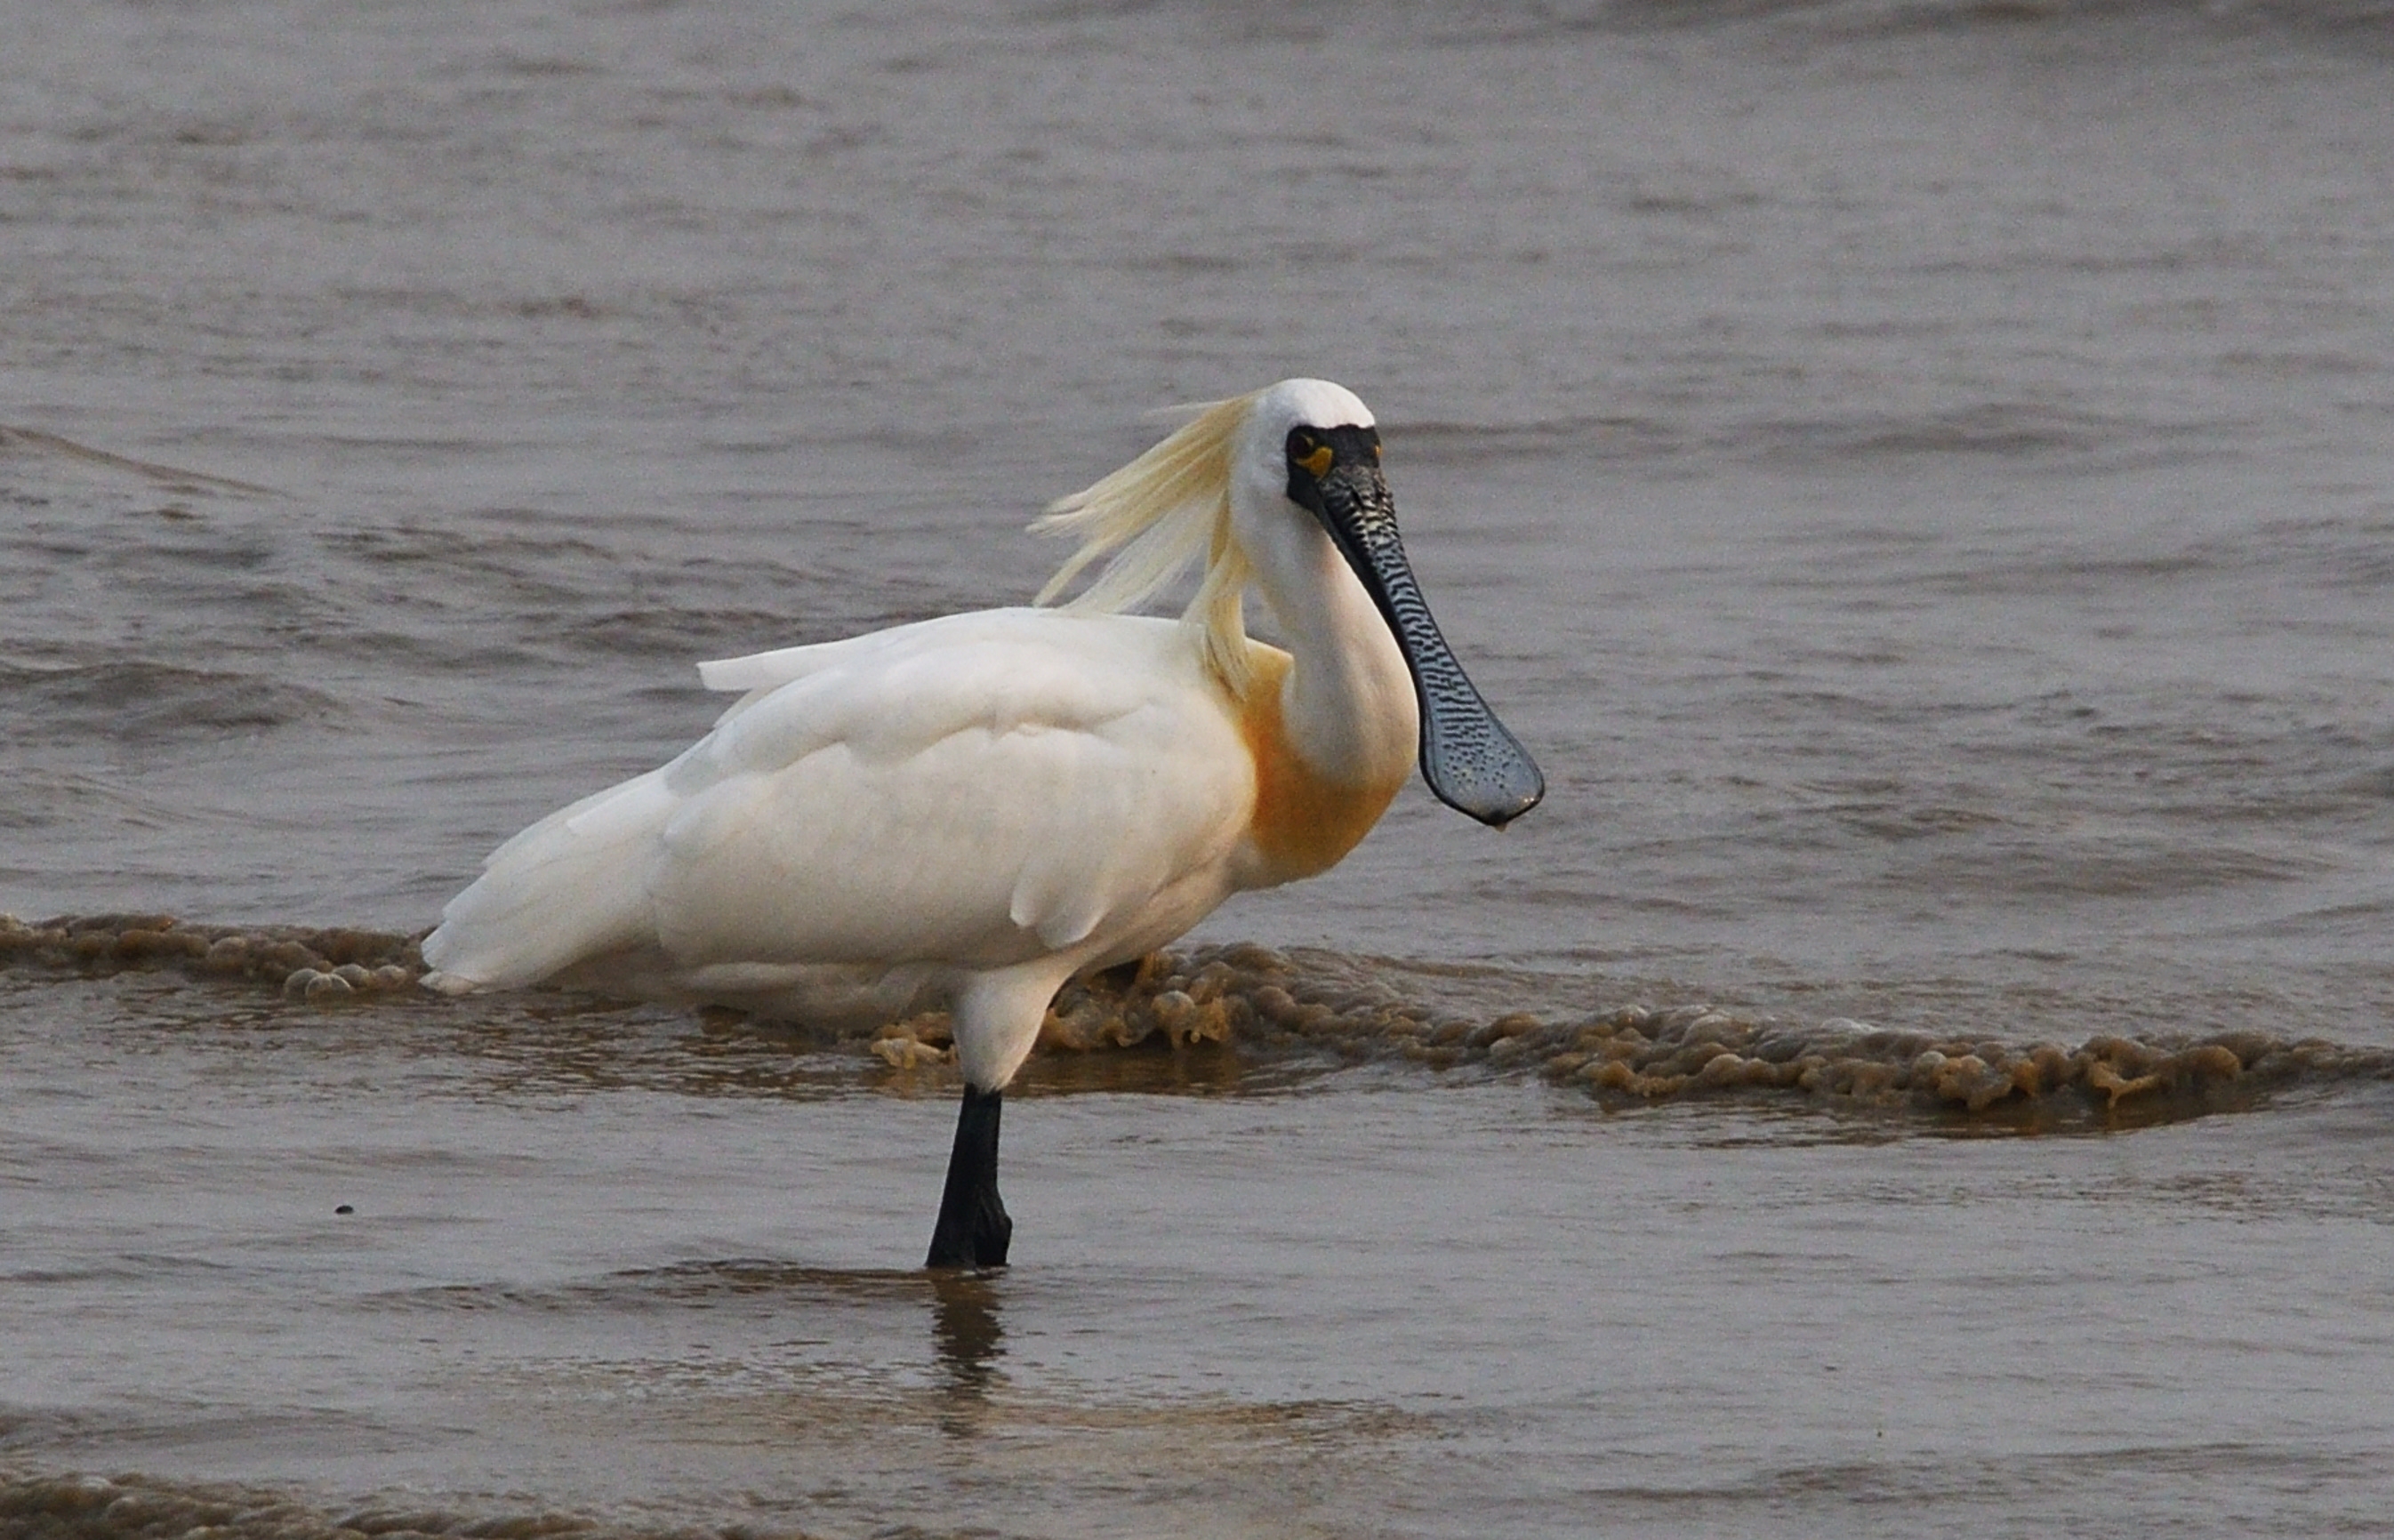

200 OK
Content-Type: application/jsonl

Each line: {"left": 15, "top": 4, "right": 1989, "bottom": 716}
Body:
{"left": 9, "top": 913, "right": 2386, "bottom": 1133}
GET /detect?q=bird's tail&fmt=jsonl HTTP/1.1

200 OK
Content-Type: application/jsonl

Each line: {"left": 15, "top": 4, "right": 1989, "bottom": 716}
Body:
{"left": 419, "top": 767, "right": 677, "bottom": 992}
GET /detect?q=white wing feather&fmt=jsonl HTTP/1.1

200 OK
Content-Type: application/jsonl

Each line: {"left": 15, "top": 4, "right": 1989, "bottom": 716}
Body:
{"left": 422, "top": 611, "right": 1252, "bottom": 1000}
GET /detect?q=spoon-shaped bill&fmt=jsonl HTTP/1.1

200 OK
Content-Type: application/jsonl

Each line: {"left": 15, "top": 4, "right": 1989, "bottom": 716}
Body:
{"left": 1307, "top": 462, "right": 1546, "bottom": 828}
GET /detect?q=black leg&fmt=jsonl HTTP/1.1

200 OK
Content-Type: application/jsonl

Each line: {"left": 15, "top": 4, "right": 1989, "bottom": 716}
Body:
{"left": 927, "top": 1084, "right": 1012, "bottom": 1269}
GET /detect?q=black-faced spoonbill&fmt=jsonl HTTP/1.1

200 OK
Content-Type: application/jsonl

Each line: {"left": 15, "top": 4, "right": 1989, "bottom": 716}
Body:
{"left": 422, "top": 379, "right": 1544, "bottom": 1268}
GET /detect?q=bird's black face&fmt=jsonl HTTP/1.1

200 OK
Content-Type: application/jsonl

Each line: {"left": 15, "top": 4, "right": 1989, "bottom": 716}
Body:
{"left": 1284, "top": 423, "right": 1383, "bottom": 508}
{"left": 1281, "top": 421, "right": 1545, "bottom": 830}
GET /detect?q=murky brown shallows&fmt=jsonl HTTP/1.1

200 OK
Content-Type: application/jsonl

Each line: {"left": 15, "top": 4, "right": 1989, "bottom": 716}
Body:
{"left": 8, "top": 954, "right": 2394, "bottom": 1538}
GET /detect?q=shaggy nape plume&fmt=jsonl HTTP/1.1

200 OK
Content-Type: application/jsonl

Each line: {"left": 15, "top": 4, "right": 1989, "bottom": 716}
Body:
{"left": 1032, "top": 391, "right": 1262, "bottom": 698}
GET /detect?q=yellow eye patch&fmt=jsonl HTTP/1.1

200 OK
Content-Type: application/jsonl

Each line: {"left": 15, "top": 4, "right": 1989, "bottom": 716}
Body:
{"left": 1297, "top": 444, "right": 1335, "bottom": 478}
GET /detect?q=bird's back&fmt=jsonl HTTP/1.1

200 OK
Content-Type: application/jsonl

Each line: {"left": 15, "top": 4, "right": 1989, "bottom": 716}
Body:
{"left": 420, "top": 609, "right": 1257, "bottom": 1010}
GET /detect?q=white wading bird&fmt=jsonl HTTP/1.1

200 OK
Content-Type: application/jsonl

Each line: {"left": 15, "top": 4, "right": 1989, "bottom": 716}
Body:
{"left": 422, "top": 379, "right": 1543, "bottom": 1268}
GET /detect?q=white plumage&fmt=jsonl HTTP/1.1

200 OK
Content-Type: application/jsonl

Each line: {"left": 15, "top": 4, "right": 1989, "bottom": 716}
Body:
{"left": 422, "top": 378, "right": 1541, "bottom": 1266}
{"left": 428, "top": 608, "right": 1250, "bottom": 1082}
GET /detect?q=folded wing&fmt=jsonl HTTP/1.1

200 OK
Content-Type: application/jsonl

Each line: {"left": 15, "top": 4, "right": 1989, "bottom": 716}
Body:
{"left": 421, "top": 611, "right": 1253, "bottom": 997}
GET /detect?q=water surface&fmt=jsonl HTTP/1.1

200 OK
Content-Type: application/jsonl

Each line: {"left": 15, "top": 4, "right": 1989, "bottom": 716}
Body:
{"left": 5, "top": 1, "right": 2394, "bottom": 1533}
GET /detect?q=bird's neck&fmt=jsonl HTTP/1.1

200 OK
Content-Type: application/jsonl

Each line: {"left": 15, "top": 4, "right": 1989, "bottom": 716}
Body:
{"left": 1267, "top": 543, "right": 1418, "bottom": 787}
{"left": 1230, "top": 530, "right": 1418, "bottom": 886}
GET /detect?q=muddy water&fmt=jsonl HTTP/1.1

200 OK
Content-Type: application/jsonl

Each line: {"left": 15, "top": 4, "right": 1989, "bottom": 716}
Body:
{"left": 6, "top": 0, "right": 2394, "bottom": 1534}
{"left": 7, "top": 967, "right": 2394, "bottom": 1538}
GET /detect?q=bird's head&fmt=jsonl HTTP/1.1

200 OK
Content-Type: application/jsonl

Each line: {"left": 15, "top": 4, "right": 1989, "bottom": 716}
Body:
{"left": 1235, "top": 380, "right": 1543, "bottom": 829}
{"left": 1038, "top": 378, "right": 1544, "bottom": 830}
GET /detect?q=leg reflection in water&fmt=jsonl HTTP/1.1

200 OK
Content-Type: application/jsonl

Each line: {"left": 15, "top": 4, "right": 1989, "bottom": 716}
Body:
{"left": 929, "top": 1269, "right": 1005, "bottom": 1434}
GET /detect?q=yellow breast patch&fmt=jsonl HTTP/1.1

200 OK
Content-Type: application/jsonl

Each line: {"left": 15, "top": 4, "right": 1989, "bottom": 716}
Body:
{"left": 1237, "top": 646, "right": 1406, "bottom": 884}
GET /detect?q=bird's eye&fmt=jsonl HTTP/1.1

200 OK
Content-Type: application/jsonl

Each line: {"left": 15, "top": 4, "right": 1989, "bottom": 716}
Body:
{"left": 1288, "top": 429, "right": 1338, "bottom": 478}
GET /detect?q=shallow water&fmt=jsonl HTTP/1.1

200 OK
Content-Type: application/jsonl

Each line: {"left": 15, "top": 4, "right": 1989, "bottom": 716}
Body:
{"left": 8, "top": 970, "right": 2394, "bottom": 1538}
{"left": 5, "top": 0, "right": 2394, "bottom": 1534}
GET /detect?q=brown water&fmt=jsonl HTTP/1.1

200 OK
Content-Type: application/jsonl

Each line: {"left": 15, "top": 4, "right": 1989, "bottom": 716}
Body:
{"left": 6, "top": 0, "right": 2394, "bottom": 1534}
{"left": 8, "top": 964, "right": 2394, "bottom": 1538}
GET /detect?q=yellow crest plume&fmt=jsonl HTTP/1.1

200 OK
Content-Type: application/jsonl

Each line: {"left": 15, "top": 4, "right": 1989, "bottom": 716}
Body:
{"left": 1031, "top": 391, "right": 1261, "bottom": 698}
